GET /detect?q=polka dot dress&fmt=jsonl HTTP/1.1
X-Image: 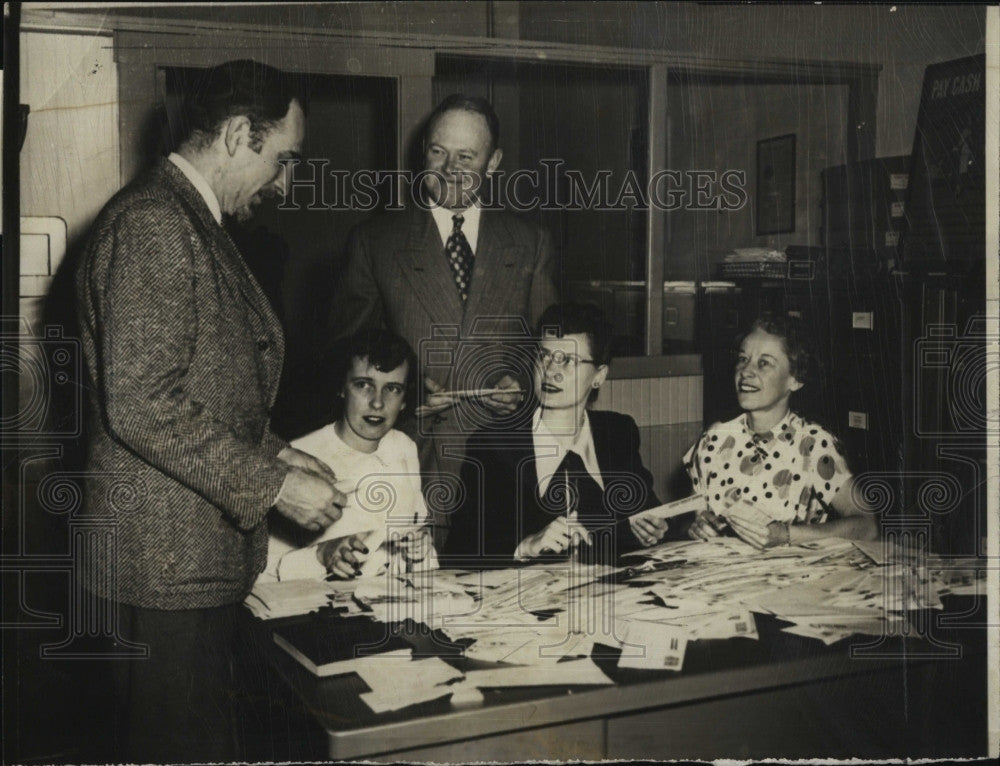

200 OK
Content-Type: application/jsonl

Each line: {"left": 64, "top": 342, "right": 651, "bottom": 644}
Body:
{"left": 683, "top": 411, "right": 851, "bottom": 525}
{"left": 445, "top": 214, "right": 474, "bottom": 303}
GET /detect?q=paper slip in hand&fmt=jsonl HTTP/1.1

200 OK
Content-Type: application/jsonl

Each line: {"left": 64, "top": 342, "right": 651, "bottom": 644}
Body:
{"left": 631, "top": 494, "right": 707, "bottom": 522}
{"left": 617, "top": 619, "right": 688, "bottom": 671}
{"left": 722, "top": 499, "right": 774, "bottom": 527}
{"left": 439, "top": 387, "right": 527, "bottom": 399}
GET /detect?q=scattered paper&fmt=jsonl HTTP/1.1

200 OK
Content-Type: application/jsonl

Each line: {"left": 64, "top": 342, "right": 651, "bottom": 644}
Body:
{"left": 355, "top": 654, "right": 463, "bottom": 692}
{"left": 465, "top": 659, "right": 612, "bottom": 688}
{"left": 359, "top": 683, "right": 453, "bottom": 714}
{"left": 245, "top": 578, "right": 358, "bottom": 619}
{"left": 617, "top": 619, "right": 688, "bottom": 671}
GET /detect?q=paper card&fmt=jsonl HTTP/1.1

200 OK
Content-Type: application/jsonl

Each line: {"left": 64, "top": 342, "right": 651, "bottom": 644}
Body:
{"left": 449, "top": 682, "right": 486, "bottom": 707}
{"left": 780, "top": 614, "right": 910, "bottom": 645}
{"left": 464, "top": 659, "right": 612, "bottom": 688}
{"left": 463, "top": 625, "right": 580, "bottom": 665}
{"left": 354, "top": 654, "right": 463, "bottom": 693}
{"left": 617, "top": 620, "right": 688, "bottom": 671}
{"left": 632, "top": 494, "right": 707, "bottom": 522}
{"left": 692, "top": 609, "right": 758, "bottom": 640}
{"left": 245, "top": 578, "right": 351, "bottom": 619}
{"left": 722, "top": 499, "right": 773, "bottom": 527}
{"left": 359, "top": 684, "right": 454, "bottom": 714}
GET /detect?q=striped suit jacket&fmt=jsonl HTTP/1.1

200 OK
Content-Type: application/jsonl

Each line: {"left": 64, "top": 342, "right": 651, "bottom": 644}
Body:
{"left": 76, "top": 159, "right": 289, "bottom": 609}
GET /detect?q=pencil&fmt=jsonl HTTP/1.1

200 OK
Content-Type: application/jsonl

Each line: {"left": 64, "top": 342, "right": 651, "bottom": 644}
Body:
{"left": 433, "top": 388, "right": 528, "bottom": 398}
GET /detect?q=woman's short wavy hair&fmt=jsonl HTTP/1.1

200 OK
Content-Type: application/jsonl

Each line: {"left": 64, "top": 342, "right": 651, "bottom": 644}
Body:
{"left": 325, "top": 327, "right": 418, "bottom": 423}
{"left": 736, "top": 311, "right": 816, "bottom": 388}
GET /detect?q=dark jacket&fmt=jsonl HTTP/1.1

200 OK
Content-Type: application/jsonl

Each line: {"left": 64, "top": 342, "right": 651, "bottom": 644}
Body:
{"left": 76, "top": 159, "right": 289, "bottom": 609}
{"left": 329, "top": 206, "right": 558, "bottom": 547}
{"left": 442, "top": 409, "right": 661, "bottom": 568}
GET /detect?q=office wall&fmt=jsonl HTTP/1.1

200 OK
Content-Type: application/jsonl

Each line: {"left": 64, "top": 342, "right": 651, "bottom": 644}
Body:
{"left": 18, "top": 32, "right": 117, "bottom": 257}
{"left": 59, "top": 1, "right": 493, "bottom": 38}
{"left": 18, "top": 31, "right": 117, "bottom": 353}
{"left": 665, "top": 81, "right": 850, "bottom": 280}
{"left": 518, "top": 2, "right": 987, "bottom": 159}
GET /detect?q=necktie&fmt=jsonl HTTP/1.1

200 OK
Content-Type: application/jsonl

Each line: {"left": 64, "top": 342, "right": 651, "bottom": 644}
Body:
{"left": 445, "top": 214, "right": 474, "bottom": 303}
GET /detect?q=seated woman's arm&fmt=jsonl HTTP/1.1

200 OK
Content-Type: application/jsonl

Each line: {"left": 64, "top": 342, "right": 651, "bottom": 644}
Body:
{"left": 788, "top": 477, "right": 879, "bottom": 543}
{"left": 726, "top": 477, "right": 879, "bottom": 547}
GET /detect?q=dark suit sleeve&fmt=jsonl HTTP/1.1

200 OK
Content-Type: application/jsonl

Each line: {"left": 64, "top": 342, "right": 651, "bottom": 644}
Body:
{"left": 329, "top": 224, "right": 386, "bottom": 340}
{"left": 612, "top": 414, "right": 662, "bottom": 554}
{"left": 528, "top": 225, "right": 558, "bottom": 328}
{"left": 95, "top": 201, "right": 288, "bottom": 530}
{"left": 441, "top": 432, "right": 527, "bottom": 568}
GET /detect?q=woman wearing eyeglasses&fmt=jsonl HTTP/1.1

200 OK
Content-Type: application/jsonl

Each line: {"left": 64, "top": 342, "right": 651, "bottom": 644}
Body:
{"left": 441, "top": 302, "right": 669, "bottom": 567}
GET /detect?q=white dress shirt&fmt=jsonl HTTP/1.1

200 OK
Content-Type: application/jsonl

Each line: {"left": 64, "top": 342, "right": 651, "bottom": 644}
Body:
{"left": 430, "top": 202, "right": 482, "bottom": 254}
{"left": 513, "top": 408, "right": 605, "bottom": 561}
{"left": 261, "top": 426, "right": 432, "bottom": 582}
{"left": 532, "top": 407, "right": 605, "bottom": 498}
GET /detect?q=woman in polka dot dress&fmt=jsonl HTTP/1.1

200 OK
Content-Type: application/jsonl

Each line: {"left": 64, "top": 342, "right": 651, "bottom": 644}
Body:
{"left": 684, "top": 313, "right": 878, "bottom": 548}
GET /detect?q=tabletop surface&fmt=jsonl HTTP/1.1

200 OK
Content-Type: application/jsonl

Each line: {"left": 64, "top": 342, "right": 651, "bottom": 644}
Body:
{"left": 243, "top": 561, "right": 989, "bottom": 759}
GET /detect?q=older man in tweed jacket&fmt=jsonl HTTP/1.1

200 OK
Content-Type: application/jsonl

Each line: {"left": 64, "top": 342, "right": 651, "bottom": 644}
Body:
{"left": 75, "top": 61, "right": 344, "bottom": 762}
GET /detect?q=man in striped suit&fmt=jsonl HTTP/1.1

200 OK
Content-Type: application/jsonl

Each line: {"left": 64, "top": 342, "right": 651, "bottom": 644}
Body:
{"left": 330, "top": 95, "right": 558, "bottom": 549}
{"left": 75, "top": 60, "right": 345, "bottom": 762}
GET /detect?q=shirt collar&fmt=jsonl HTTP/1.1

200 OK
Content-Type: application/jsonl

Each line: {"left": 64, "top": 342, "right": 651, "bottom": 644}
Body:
{"left": 168, "top": 152, "right": 222, "bottom": 225}
{"left": 430, "top": 202, "right": 481, "bottom": 254}
{"left": 532, "top": 407, "right": 605, "bottom": 496}
{"left": 742, "top": 409, "right": 797, "bottom": 445}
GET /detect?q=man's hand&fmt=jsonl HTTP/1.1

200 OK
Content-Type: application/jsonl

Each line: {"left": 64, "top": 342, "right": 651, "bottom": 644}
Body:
{"left": 629, "top": 513, "right": 670, "bottom": 547}
{"left": 481, "top": 374, "right": 522, "bottom": 415}
{"left": 688, "top": 509, "right": 729, "bottom": 541}
{"left": 274, "top": 468, "right": 346, "bottom": 532}
{"left": 278, "top": 446, "right": 340, "bottom": 485}
{"left": 415, "top": 377, "right": 458, "bottom": 418}
{"left": 317, "top": 535, "right": 370, "bottom": 578}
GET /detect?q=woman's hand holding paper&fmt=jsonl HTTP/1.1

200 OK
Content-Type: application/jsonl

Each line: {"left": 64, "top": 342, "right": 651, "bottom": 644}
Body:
{"left": 519, "top": 512, "right": 590, "bottom": 559}
{"left": 724, "top": 500, "right": 790, "bottom": 549}
{"left": 629, "top": 513, "right": 670, "bottom": 547}
{"left": 688, "top": 509, "right": 728, "bottom": 541}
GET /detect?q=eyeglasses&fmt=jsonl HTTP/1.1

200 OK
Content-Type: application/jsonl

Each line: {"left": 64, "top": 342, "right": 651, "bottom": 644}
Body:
{"left": 536, "top": 347, "right": 596, "bottom": 369}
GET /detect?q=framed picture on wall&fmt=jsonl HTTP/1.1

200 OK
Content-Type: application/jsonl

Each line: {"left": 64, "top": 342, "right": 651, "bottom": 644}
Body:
{"left": 756, "top": 134, "right": 796, "bottom": 234}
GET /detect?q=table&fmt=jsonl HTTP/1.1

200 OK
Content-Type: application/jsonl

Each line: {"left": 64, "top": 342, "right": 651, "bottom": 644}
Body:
{"left": 239, "top": 584, "right": 989, "bottom": 762}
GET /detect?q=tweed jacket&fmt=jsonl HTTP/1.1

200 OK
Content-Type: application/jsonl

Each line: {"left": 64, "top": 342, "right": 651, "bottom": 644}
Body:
{"left": 441, "top": 410, "right": 661, "bottom": 568}
{"left": 76, "top": 159, "right": 290, "bottom": 609}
